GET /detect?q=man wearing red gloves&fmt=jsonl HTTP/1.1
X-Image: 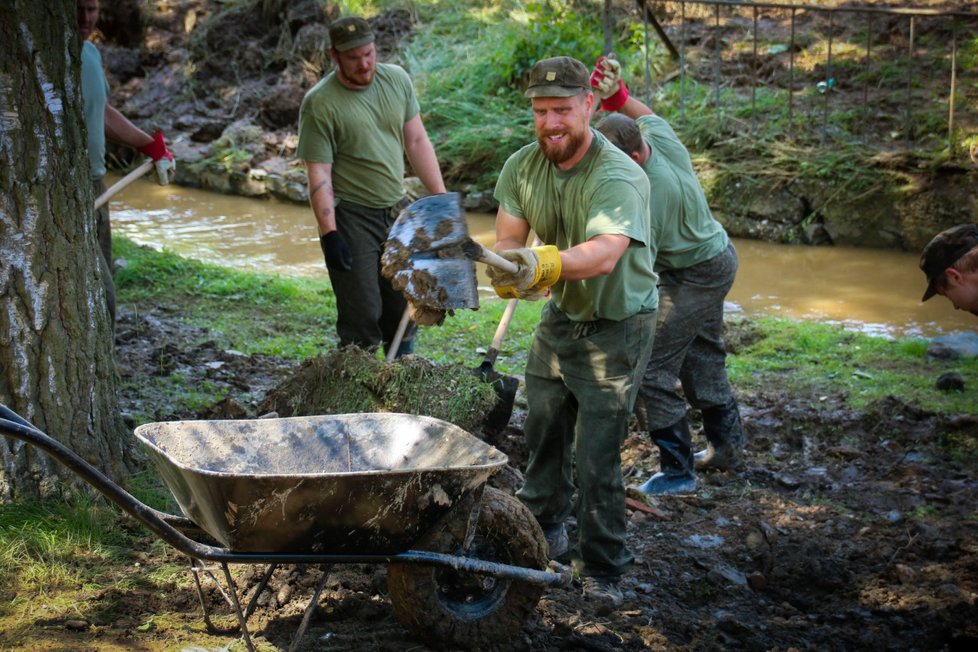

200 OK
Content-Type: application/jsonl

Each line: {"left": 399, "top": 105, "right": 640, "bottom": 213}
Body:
{"left": 77, "top": 0, "right": 176, "bottom": 324}
{"left": 591, "top": 56, "right": 746, "bottom": 495}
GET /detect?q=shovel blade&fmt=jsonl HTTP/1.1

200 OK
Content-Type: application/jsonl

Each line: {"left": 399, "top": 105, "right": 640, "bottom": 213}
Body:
{"left": 387, "top": 257, "right": 479, "bottom": 310}
{"left": 386, "top": 192, "right": 470, "bottom": 251}
{"left": 383, "top": 193, "right": 481, "bottom": 310}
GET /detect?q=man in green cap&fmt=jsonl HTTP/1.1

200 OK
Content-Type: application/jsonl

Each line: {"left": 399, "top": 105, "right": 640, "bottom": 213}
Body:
{"left": 488, "top": 55, "right": 658, "bottom": 609}
{"left": 920, "top": 224, "right": 978, "bottom": 316}
{"left": 591, "top": 57, "right": 746, "bottom": 495}
{"left": 296, "top": 16, "right": 446, "bottom": 356}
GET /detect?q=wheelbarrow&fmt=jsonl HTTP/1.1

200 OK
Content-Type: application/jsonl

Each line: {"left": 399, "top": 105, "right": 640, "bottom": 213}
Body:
{"left": 0, "top": 404, "right": 570, "bottom": 651}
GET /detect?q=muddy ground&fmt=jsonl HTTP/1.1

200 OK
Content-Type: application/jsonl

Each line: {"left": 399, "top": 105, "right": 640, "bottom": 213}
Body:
{"left": 35, "top": 1, "right": 975, "bottom": 649}
{"left": 77, "top": 304, "right": 977, "bottom": 651}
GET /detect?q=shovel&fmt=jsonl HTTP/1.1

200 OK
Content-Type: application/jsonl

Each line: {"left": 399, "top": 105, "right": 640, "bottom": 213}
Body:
{"left": 94, "top": 159, "right": 154, "bottom": 209}
{"left": 473, "top": 235, "right": 541, "bottom": 433}
{"left": 382, "top": 192, "right": 518, "bottom": 311}
{"left": 381, "top": 193, "right": 523, "bottom": 431}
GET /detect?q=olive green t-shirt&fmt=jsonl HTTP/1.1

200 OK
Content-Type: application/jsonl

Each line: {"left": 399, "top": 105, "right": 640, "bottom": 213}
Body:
{"left": 637, "top": 114, "right": 727, "bottom": 272}
{"left": 494, "top": 129, "right": 658, "bottom": 322}
{"left": 81, "top": 41, "right": 109, "bottom": 180}
{"left": 296, "top": 63, "right": 419, "bottom": 208}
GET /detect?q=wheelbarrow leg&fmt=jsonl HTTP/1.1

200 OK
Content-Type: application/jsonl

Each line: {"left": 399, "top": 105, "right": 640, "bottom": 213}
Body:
{"left": 288, "top": 563, "right": 333, "bottom": 652}
{"left": 188, "top": 557, "right": 259, "bottom": 652}
{"left": 220, "top": 562, "right": 256, "bottom": 652}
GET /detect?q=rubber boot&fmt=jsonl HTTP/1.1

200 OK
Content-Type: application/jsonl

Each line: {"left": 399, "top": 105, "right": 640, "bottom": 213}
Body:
{"left": 694, "top": 398, "right": 746, "bottom": 471}
{"left": 637, "top": 417, "right": 698, "bottom": 495}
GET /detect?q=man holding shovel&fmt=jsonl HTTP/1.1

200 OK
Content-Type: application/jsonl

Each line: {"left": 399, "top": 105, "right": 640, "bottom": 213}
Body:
{"left": 591, "top": 56, "right": 746, "bottom": 496}
{"left": 488, "top": 56, "right": 658, "bottom": 609}
{"left": 296, "top": 16, "right": 446, "bottom": 357}
{"left": 77, "top": 0, "right": 176, "bottom": 325}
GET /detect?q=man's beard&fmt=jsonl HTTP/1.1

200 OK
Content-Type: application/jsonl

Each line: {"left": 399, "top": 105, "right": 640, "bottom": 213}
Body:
{"left": 339, "top": 65, "right": 374, "bottom": 88}
{"left": 537, "top": 127, "right": 586, "bottom": 165}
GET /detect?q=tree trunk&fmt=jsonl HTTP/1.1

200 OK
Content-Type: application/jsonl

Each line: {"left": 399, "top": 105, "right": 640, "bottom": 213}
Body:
{"left": 0, "top": 0, "right": 130, "bottom": 500}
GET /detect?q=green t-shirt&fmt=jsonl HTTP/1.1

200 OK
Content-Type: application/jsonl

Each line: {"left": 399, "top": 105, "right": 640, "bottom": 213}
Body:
{"left": 637, "top": 114, "right": 727, "bottom": 271}
{"left": 494, "top": 129, "right": 658, "bottom": 321}
{"left": 296, "top": 63, "right": 419, "bottom": 208}
{"left": 81, "top": 41, "right": 109, "bottom": 180}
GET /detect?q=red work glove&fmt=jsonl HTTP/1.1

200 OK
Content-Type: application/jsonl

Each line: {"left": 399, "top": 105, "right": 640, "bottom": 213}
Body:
{"left": 138, "top": 130, "right": 176, "bottom": 185}
{"left": 590, "top": 56, "right": 630, "bottom": 112}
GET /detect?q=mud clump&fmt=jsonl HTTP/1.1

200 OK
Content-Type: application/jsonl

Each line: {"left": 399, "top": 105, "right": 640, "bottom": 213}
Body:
{"left": 259, "top": 346, "right": 498, "bottom": 435}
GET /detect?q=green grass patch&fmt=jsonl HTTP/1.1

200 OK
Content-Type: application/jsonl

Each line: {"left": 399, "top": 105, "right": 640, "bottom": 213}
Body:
{"left": 726, "top": 317, "right": 978, "bottom": 415}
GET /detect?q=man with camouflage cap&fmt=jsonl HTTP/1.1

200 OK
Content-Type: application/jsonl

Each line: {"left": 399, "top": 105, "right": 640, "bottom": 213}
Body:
{"left": 296, "top": 16, "right": 446, "bottom": 357}
{"left": 487, "top": 55, "right": 658, "bottom": 609}
{"left": 920, "top": 224, "right": 978, "bottom": 315}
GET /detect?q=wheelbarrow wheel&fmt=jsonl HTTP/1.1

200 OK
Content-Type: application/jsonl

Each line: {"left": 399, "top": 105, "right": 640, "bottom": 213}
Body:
{"left": 387, "top": 486, "right": 548, "bottom": 647}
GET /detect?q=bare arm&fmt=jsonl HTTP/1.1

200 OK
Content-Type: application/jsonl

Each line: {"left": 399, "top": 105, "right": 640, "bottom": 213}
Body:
{"left": 494, "top": 208, "right": 532, "bottom": 252}
{"left": 558, "top": 233, "right": 631, "bottom": 280}
{"left": 305, "top": 161, "right": 337, "bottom": 235}
{"left": 495, "top": 208, "right": 631, "bottom": 281}
{"left": 617, "top": 95, "right": 654, "bottom": 120}
{"left": 403, "top": 114, "right": 447, "bottom": 195}
{"left": 104, "top": 104, "right": 152, "bottom": 150}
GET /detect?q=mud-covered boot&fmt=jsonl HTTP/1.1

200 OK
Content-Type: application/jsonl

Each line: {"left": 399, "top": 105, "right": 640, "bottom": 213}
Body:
{"left": 637, "top": 418, "right": 697, "bottom": 495}
{"left": 694, "top": 398, "right": 746, "bottom": 471}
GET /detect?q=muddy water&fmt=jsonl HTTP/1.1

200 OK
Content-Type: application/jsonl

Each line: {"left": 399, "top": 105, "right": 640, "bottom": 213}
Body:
{"left": 108, "top": 176, "right": 975, "bottom": 338}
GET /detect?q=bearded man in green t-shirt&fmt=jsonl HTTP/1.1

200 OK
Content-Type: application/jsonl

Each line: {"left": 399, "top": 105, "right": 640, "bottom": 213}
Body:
{"left": 488, "top": 56, "right": 658, "bottom": 610}
{"left": 296, "top": 16, "right": 446, "bottom": 356}
{"left": 591, "top": 57, "right": 746, "bottom": 495}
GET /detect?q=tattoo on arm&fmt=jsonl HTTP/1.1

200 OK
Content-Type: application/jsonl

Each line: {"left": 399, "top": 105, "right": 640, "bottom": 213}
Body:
{"left": 310, "top": 179, "right": 332, "bottom": 199}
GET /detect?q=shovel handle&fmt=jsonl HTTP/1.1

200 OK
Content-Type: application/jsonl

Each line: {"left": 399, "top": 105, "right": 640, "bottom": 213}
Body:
{"left": 94, "top": 159, "right": 155, "bottom": 210}
{"left": 386, "top": 307, "right": 412, "bottom": 362}
{"left": 471, "top": 244, "right": 520, "bottom": 274}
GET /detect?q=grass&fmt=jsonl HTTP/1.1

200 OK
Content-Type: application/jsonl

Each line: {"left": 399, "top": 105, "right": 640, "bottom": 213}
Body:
{"left": 118, "top": 236, "right": 978, "bottom": 418}
{"left": 726, "top": 316, "right": 978, "bottom": 414}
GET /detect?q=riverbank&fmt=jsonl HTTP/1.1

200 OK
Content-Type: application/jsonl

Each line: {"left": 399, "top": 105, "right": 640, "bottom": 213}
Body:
{"left": 96, "top": 0, "right": 978, "bottom": 252}
{"left": 2, "top": 237, "right": 978, "bottom": 650}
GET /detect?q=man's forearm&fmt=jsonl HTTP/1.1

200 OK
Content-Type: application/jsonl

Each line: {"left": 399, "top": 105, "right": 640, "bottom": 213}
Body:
{"left": 306, "top": 163, "right": 337, "bottom": 234}
{"left": 104, "top": 105, "right": 152, "bottom": 149}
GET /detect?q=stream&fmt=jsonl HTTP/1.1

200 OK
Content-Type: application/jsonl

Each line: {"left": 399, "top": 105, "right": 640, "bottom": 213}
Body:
{"left": 107, "top": 176, "right": 975, "bottom": 339}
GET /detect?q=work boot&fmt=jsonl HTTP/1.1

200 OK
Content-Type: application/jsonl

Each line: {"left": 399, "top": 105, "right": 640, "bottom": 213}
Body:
{"left": 694, "top": 398, "right": 746, "bottom": 471}
{"left": 540, "top": 521, "right": 570, "bottom": 562}
{"left": 636, "top": 417, "right": 698, "bottom": 495}
{"left": 581, "top": 575, "right": 624, "bottom": 614}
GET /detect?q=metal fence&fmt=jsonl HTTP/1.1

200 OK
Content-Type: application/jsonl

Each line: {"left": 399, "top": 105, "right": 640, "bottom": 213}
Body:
{"left": 631, "top": 0, "right": 978, "bottom": 156}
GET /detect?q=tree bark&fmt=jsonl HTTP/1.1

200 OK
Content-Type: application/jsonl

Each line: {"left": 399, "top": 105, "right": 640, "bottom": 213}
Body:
{"left": 0, "top": 0, "right": 130, "bottom": 500}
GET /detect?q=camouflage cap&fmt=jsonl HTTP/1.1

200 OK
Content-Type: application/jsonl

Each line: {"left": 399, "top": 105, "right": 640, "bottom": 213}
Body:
{"left": 919, "top": 223, "right": 978, "bottom": 301}
{"left": 525, "top": 56, "right": 591, "bottom": 98}
{"left": 329, "top": 16, "right": 374, "bottom": 52}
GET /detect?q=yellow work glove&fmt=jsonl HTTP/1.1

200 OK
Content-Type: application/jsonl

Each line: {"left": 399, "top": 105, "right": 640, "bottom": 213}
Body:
{"left": 487, "top": 245, "right": 562, "bottom": 301}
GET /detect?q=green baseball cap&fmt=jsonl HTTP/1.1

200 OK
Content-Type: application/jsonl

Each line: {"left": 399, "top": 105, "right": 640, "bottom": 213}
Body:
{"left": 919, "top": 223, "right": 978, "bottom": 301}
{"left": 329, "top": 16, "right": 374, "bottom": 52}
{"left": 525, "top": 56, "right": 591, "bottom": 98}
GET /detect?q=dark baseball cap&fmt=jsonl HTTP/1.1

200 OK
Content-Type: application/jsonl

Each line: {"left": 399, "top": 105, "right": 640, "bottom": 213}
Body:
{"left": 525, "top": 56, "right": 591, "bottom": 98}
{"left": 329, "top": 16, "right": 374, "bottom": 52}
{"left": 919, "top": 223, "right": 978, "bottom": 301}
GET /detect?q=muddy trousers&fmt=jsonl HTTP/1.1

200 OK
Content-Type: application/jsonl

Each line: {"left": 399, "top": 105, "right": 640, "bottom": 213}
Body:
{"left": 516, "top": 302, "right": 656, "bottom": 578}
{"left": 328, "top": 199, "right": 415, "bottom": 355}
{"left": 635, "top": 243, "right": 738, "bottom": 431}
{"left": 93, "top": 179, "right": 116, "bottom": 325}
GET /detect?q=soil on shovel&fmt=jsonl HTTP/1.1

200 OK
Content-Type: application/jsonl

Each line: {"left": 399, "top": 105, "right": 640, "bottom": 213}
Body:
{"left": 10, "top": 306, "right": 954, "bottom": 651}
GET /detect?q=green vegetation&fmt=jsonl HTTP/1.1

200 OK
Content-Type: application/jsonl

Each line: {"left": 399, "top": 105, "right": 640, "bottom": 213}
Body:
{"left": 334, "top": 0, "right": 972, "bottom": 203}
{"left": 726, "top": 316, "right": 978, "bottom": 415}
{"left": 117, "top": 237, "right": 978, "bottom": 418}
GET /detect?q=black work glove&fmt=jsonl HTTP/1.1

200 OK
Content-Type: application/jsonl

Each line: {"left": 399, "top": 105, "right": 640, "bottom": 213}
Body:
{"left": 320, "top": 231, "right": 352, "bottom": 271}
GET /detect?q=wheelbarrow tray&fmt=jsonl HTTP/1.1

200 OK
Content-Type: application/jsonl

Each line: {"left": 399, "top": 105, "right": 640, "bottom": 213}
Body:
{"left": 134, "top": 413, "right": 507, "bottom": 554}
